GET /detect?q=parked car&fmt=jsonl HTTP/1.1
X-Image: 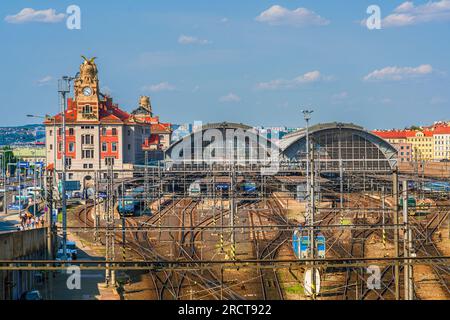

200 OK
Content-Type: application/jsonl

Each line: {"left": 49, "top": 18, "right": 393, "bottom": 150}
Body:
{"left": 20, "top": 290, "right": 42, "bottom": 300}
{"left": 72, "top": 191, "right": 82, "bottom": 199}
{"left": 57, "top": 241, "right": 78, "bottom": 259}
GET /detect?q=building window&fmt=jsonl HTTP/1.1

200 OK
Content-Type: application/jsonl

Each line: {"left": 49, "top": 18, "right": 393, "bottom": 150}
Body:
{"left": 112, "top": 142, "right": 117, "bottom": 152}
{"left": 49, "top": 144, "right": 53, "bottom": 151}
{"left": 101, "top": 127, "right": 107, "bottom": 136}
{"left": 68, "top": 142, "right": 75, "bottom": 153}
{"left": 49, "top": 130, "right": 53, "bottom": 136}
{"left": 58, "top": 142, "right": 62, "bottom": 152}
{"left": 68, "top": 173, "right": 74, "bottom": 180}
{"left": 127, "top": 130, "right": 130, "bottom": 136}
{"left": 69, "top": 128, "right": 74, "bottom": 136}
{"left": 102, "top": 142, "right": 107, "bottom": 152}
{"left": 81, "top": 134, "right": 94, "bottom": 145}
{"left": 82, "top": 105, "right": 93, "bottom": 115}
{"left": 82, "top": 150, "right": 94, "bottom": 159}
{"left": 112, "top": 128, "right": 117, "bottom": 136}
{"left": 128, "top": 144, "right": 131, "bottom": 151}
{"left": 105, "top": 157, "right": 115, "bottom": 166}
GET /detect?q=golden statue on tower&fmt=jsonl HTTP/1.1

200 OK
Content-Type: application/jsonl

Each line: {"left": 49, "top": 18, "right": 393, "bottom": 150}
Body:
{"left": 74, "top": 55, "right": 99, "bottom": 99}
{"left": 80, "top": 55, "right": 98, "bottom": 83}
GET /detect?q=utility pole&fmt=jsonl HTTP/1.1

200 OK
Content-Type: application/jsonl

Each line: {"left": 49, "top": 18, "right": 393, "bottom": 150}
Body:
{"left": 402, "top": 180, "right": 414, "bottom": 300}
{"left": 1, "top": 151, "right": 6, "bottom": 215}
{"left": 144, "top": 151, "right": 149, "bottom": 214}
{"left": 105, "top": 164, "right": 116, "bottom": 287}
{"left": 381, "top": 186, "right": 386, "bottom": 251}
{"left": 58, "top": 76, "right": 71, "bottom": 260}
{"left": 94, "top": 170, "right": 99, "bottom": 243}
{"left": 393, "top": 169, "right": 400, "bottom": 300}
{"left": 338, "top": 125, "right": 344, "bottom": 225}
{"left": 230, "top": 165, "right": 236, "bottom": 261}
{"left": 309, "top": 143, "right": 317, "bottom": 300}
{"left": 302, "top": 109, "right": 313, "bottom": 206}
{"left": 121, "top": 181, "right": 126, "bottom": 262}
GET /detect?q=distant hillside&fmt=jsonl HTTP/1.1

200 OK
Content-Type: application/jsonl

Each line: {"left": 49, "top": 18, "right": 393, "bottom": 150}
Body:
{"left": 0, "top": 124, "right": 45, "bottom": 146}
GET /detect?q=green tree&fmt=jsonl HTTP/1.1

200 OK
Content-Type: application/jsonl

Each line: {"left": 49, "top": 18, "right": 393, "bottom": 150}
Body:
{"left": 1, "top": 146, "right": 17, "bottom": 175}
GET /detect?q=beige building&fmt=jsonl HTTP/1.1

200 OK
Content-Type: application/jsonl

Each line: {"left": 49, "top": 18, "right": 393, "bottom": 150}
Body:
{"left": 44, "top": 57, "right": 171, "bottom": 190}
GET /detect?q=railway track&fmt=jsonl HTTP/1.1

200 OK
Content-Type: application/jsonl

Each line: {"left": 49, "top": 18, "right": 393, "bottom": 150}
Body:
{"left": 246, "top": 199, "right": 290, "bottom": 300}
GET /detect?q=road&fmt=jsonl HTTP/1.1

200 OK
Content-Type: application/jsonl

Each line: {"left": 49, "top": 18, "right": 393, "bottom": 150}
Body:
{"left": 0, "top": 211, "right": 21, "bottom": 233}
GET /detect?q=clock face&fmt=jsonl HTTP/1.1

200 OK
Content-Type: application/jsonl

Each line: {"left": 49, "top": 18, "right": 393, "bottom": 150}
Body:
{"left": 82, "top": 87, "right": 93, "bottom": 96}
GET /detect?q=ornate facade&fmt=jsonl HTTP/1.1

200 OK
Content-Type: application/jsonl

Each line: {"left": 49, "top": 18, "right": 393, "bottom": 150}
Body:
{"left": 44, "top": 56, "right": 172, "bottom": 190}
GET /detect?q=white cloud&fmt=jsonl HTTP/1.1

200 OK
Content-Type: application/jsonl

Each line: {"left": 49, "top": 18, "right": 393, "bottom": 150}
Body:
{"left": 178, "top": 35, "right": 210, "bottom": 45}
{"left": 255, "top": 5, "right": 330, "bottom": 27}
{"left": 36, "top": 75, "right": 53, "bottom": 86}
{"left": 382, "top": 0, "right": 450, "bottom": 27}
{"left": 221, "top": 17, "right": 229, "bottom": 23}
{"left": 219, "top": 93, "right": 241, "bottom": 103}
{"left": 5, "top": 8, "right": 65, "bottom": 24}
{"left": 141, "top": 82, "right": 176, "bottom": 92}
{"left": 256, "top": 71, "right": 328, "bottom": 90}
{"left": 363, "top": 64, "right": 433, "bottom": 81}
{"left": 332, "top": 91, "right": 349, "bottom": 100}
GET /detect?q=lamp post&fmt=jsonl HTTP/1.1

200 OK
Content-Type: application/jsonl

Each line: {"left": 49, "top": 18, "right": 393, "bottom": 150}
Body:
{"left": 301, "top": 109, "right": 313, "bottom": 208}
{"left": 27, "top": 114, "right": 56, "bottom": 262}
{"left": 58, "top": 75, "right": 76, "bottom": 260}
{"left": 301, "top": 108, "right": 316, "bottom": 299}
{"left": 0, "top": 150, "right": 6, "bottom": 214}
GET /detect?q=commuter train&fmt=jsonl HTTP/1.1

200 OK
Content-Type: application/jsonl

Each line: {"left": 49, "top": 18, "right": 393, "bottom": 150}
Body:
{"left": 117, "top": 187, "right": 146, "bottom": 216}
{"left": 241, "top": 182, "right": 257, "bottom": 193}
{"left": 293, "top": 228, "right": 326, "bottom": 259}
{"left": 422, "top": 181, "right": 450, "bottom": 193}
{"left": 188, "top": 181, "right": 201, "bottom": 197}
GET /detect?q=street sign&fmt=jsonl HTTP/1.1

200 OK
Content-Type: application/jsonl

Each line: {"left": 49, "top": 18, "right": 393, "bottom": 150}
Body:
{"left": 304, "top": 269, "right": 321, "bottom": 297}
{"left": 52, "top": 209, "right": 58, "bottom": 221}
{"left": 58, "top": 180, "right": 81, "bottom": 192}
{"left": 18, "top": 161, "right": 29, "bottom": 169}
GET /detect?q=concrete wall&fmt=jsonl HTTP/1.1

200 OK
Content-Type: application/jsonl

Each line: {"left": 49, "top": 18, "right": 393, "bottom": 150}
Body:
{"left": 0, "top": 228, "right": 47, "bottom": 300}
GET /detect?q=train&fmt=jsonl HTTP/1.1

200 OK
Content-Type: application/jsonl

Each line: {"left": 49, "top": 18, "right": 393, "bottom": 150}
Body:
{"left": 292, "top": 229, "right": 326, "bottom": 260}
{"left": 399, "top": 196, "right": 417, "bottom": 208}
{"left": 241, "top": 182, "right": 257, "bottom": 193}
{"left": 117, "top": 187, "right": 147, "bottom": 216}
{"left": 422, "top": 181, "right": 450, "bottom": 193}
{"left": 188, "top": 181, "right": 201, "bottom": 197}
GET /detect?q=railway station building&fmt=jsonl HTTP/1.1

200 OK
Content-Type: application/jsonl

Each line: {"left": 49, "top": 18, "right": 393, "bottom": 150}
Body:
{"left": 44, "top": 57, "right": 172, "bottom": 191}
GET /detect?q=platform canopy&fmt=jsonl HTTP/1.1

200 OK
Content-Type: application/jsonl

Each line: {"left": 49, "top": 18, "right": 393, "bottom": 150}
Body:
{"left": 165, "top": 122, "right": 279, "bottom": 166}
{"left": 280, "top": 122, "right": 398, "bottom": 172}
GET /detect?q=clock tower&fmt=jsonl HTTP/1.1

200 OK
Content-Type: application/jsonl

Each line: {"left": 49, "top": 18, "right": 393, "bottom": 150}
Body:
{"left": 74, "top": 56, "right": 100, "bottom": 121}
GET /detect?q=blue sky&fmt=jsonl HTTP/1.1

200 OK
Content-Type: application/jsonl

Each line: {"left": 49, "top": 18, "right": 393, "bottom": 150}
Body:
{"left": 1, "top": 0, "right": 449, "bottom": 129}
